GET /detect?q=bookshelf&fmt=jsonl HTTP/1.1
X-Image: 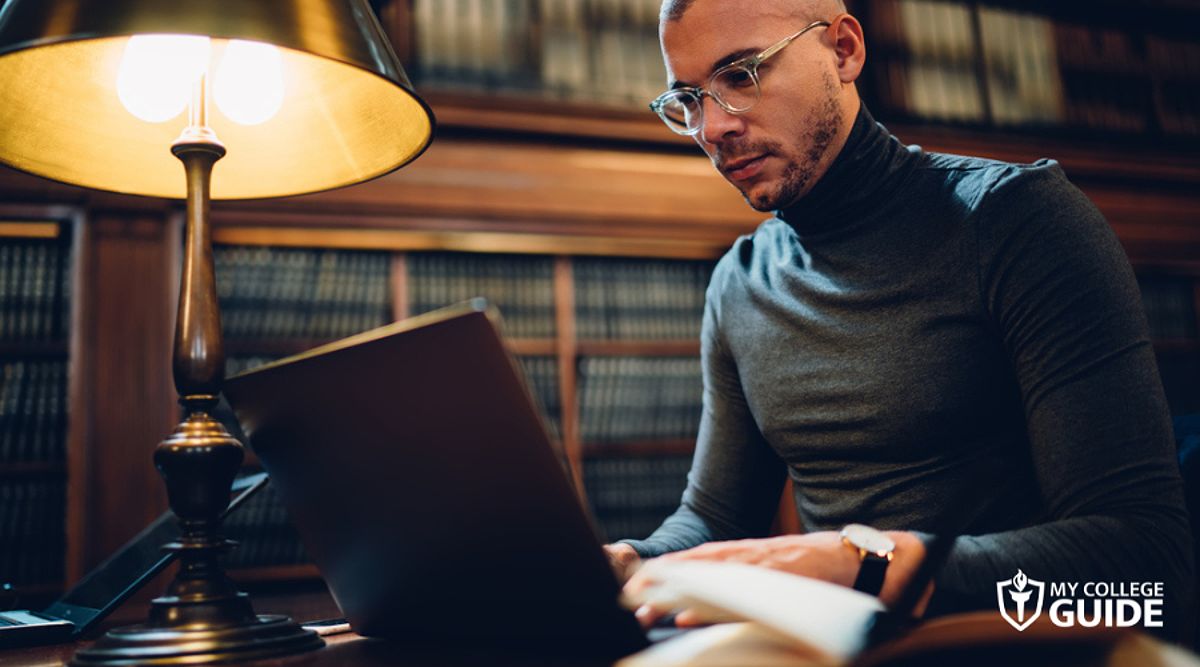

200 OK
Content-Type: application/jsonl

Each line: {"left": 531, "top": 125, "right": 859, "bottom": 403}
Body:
{"left": 174, "top": 0, "right": 1200, "bottom": 577}
{"left": 376, "top": 0, "right": 1200, "bottom": 145}
{"left": 0, "top": 211, "right": 79, "bottom": 599}
{"left": 0, "top": 0, "right": 1194, "bottom": 593}
{"left": 208, "top": 238, "right": 714, "bottom": 563}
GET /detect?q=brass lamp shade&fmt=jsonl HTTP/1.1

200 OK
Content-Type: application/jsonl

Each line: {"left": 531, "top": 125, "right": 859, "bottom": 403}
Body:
{"left": 0, "top": 0, "right": 435, "bottom": 199}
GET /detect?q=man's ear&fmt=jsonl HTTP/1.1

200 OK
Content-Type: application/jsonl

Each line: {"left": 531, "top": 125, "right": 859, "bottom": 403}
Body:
{"left": 829, "top": 13, "right": 866, "bottom": 84}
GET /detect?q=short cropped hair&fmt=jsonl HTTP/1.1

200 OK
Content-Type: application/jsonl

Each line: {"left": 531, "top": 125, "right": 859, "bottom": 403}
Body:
{"left": 661, "top": 0, "right": 847, "bottom": 24}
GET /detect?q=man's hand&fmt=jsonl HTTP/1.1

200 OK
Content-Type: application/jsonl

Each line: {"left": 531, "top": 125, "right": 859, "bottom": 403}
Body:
{"left": 623, "top": 531, "right": 930, "bottom": 628}
{"left": 603, "top": 543, "right": 642, "bottom": 584}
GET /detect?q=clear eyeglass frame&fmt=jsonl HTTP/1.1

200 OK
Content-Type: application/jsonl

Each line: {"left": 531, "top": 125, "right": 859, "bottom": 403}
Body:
{"left": 649, "top": 20, "right": 832, "bottom": 136}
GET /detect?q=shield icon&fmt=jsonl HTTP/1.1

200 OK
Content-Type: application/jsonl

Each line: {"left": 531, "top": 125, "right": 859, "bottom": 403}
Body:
{"left": 996, "top": 570, "right": 1045, "bottom": 631}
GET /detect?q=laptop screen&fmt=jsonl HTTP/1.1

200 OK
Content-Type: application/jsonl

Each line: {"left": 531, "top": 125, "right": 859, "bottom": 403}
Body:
{"left": 42, "top": 472, "right": 268, "bottom": 633}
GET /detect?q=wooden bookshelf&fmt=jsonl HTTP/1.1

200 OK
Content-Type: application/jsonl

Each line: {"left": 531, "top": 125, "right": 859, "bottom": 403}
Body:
{"left": 0, "top": 461, "right": 67, "bottom": 477}
{"left": 582, "top": 439, "right": 695, "bottom": 459}
{"left": 0, "top": 212, "right": 81, "bottom": 595}
{"left": 506, "top": 338, "right": 558, "bottom": 356}
{"left": 576, "top": 340, "right": 701, "bottom": 357}
{"left": 205, "top": 238, "right": 711, "bottom": 554}
{"left": 0, "top": 0, "right": 1195, "bottom": 585}
{"left": 0, "top": 341, "right": 68, "bottom": 358}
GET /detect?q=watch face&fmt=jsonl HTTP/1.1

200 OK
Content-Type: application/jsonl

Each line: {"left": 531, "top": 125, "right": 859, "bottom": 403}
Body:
{"left": 841, "top": 523, "right": 895, "bottom": 556}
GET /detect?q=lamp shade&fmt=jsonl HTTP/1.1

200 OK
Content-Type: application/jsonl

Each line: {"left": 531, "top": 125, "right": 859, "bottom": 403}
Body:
{"left": 0, "top": 0, "right": 435, "bottom": 199}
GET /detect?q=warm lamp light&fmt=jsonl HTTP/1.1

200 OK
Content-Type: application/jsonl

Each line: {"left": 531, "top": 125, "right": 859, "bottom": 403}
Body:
{"left": 117, "top": 35, "right": 211, "bottom": 123}
{"left": 115, "top": 36, "right": 287, "bottom": 127}
{"left": 0, "top": 1, "right": 435, "bottom": 664}
{"left": 213, "top": 41, "right": 286, "bottom": 126}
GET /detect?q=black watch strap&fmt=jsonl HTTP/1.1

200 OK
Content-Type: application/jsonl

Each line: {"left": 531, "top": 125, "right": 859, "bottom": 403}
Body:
{"left": 852, "top": 553, "right": 889, "bottom": 596}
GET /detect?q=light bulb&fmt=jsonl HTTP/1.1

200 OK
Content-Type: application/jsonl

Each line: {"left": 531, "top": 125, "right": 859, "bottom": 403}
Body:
{"left": 117, "top": 35, "right": 211, "bottom": 123}
{"left": 214, "top": 40, "right": 285, "bottom": 125}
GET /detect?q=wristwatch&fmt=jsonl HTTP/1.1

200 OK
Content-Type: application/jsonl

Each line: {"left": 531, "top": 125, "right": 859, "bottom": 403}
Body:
{"left": 840, "top": 523, "right": 895, "bottom": 596}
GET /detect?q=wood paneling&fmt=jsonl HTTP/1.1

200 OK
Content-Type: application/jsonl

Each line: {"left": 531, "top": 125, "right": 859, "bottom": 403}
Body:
{"left": 212, "top": 226, "right": 729, "bottom": 260}
{"left": 554, "top": 257, "right": 584, "bottom": 498}
{"left": 75, "top": 210, "right": 178, "bottom": 571}
{"left": 212, "top": 136, "right": 762, "bottom": 240}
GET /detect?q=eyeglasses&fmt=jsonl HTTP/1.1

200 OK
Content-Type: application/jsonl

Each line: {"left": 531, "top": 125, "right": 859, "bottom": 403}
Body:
{"left": 649, "top": 20, "right": 831, "bottom": 136}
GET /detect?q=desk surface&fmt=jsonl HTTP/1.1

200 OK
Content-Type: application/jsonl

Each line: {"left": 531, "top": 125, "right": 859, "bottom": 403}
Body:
{"left": 5, "top": 619, "right": 1196, "bottom": 667}
{"left": 2, "top": 585, "right": 1195, "bottom": 667}
{"left": 1, "top": 632, "right": 626, "bottom": 667}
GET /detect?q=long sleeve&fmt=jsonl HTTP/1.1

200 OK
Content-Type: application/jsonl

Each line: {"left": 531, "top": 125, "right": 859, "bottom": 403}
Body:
{"left": 620, "top": 269, "right": 787, "bottom": 557}
{"left": 927, "top": 163, "right": 1194, "bottom": 635}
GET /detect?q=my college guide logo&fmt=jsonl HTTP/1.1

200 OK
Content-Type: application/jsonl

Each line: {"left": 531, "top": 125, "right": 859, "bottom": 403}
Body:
{"left": 996, "top": 569, "right": 1165, "bottom": 631}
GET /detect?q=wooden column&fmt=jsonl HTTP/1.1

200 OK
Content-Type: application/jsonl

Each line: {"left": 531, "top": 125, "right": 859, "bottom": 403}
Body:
{"left": 554, "top": 256, "right": 585, "bottom": 499}
{"left": 73, "top": 208, "right": 179, "bottom": 572}
{"left": 390, "top": 253, "right": 409, "bottom": 320}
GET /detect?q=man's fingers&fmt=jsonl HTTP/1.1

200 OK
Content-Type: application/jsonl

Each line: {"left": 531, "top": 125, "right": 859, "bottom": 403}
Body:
{"left": 603, "top": 543, "right": 642, "bottom": 584}
{"left": 623, "top": 567, "right": 657, "bottom": 597}
{"left": 659, "top": 540, "right": 766, "bottom": 565}
{"left": 634, "top": 603, "right": 670, "bottom": 629}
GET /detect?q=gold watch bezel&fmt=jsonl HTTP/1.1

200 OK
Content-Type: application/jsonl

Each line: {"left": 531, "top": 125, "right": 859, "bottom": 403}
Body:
{"left": 840, "top": 523, "right": 896, "bottom": 561}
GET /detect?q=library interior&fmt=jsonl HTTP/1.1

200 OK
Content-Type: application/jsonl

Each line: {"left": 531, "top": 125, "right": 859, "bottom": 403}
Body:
{"left": 0, "top": 0, "right": 1199, "bottom": 665}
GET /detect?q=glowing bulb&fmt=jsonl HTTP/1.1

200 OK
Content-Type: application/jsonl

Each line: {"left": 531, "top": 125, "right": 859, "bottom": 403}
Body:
{"left": 117, "top": 35, "right": 211, "bottom": 123}
{"left": 214, "top": 40, "right": 285, "bottom": 125}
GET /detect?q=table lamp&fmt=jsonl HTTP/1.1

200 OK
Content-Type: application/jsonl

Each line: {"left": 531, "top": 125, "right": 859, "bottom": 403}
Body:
{"left": 0, "top": 0, "right": 434, "bottom": 663}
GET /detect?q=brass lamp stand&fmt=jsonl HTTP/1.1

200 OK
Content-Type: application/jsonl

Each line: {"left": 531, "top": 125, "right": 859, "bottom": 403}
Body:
{"left": 0, "top": 3, "right": 435, "bottom": 660}
{"left": 73, "top": 81, "right": 322, "bottom": 665}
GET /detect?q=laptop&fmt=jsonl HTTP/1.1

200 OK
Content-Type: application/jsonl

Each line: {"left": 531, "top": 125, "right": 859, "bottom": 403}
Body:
{"left": 222, "top": 300, "right": 953, "bottom": 659}
{"left": 0, "top": 472, "right": 269, "bottom": 649}
{"left": 223, "top": 300, "right": 649, "bottom": 659}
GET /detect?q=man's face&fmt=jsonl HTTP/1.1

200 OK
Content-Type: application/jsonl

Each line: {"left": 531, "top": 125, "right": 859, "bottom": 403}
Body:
{"left": 661, "top": 2, "right": 845, "bottom": 211}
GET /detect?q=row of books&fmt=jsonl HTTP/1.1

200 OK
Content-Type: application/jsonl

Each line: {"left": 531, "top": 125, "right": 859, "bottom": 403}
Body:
{"left": 1139, "top": 275, "right": 1198, "bottom": 341}
{"left": 0, "top": 478, "right": 65, "bottom": 585}
{"left": 866, "top": 0, "right": 1198, "bottom": 135}
{"left": 408, "top": 252, "right": 557, "bottom": 339}
{"left": 213, "top": 248, "right": 716, "bottom": 343}
{"left": 517, "top": 355, "right": 562, "bottom": 440}
{"left": 0, "top": 360, "right": 68, "bottom": 464}
{"left": 222, "top": 482, "right": 309, "bottom": 569}
{"left": 0, "top": 239, "right": 71, "bottom": 343}
{"left": 578, "top": 356, "right": 702, "bottom": 443}
{"left": 411, "top": 0, "right": 667, "bottom": 106}
{"left": 215, "top": 245, "right": 393, "bottom": 341}
{"left": 573, "top": 258, "right": 712, "bottom": 340}
{"left": 399, "top": 0, "right": 1200, "bottom": 136}
{"left": 1147, "top": 36, "right": 1200, "bottom": 136}
{"left": 584, "top": 454, "right": 691, "bottom": 542}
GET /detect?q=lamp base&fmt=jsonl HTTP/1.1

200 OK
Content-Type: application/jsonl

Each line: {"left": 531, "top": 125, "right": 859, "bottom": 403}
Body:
{"left": 71, "top": 614, "right": 322, "bottom": 665}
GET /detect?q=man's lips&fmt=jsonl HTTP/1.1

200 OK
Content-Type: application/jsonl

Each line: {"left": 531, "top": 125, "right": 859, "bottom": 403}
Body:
{"left": 722, "top": 154, "right": 768, "bottom": 181}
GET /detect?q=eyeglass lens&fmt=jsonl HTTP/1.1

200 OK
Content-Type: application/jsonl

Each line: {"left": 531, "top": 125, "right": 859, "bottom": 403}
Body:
{"left": 657, "top": 64, "right": 762, "bottom": 133}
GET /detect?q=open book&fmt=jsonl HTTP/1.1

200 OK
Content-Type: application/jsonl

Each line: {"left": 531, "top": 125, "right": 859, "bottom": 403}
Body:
{"left": 619, "top": 560, "right": 883, "bottom": 666}
{"left": 617, "top": 560, "right": 1180, "bottom": 667}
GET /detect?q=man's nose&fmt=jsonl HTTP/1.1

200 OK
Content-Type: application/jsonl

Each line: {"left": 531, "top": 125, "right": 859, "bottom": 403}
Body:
{"left": 699, "top": 96, "right": 745, "bottom": 146}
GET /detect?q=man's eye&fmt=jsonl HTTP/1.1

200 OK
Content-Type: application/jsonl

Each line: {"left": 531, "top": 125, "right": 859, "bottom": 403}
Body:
{"left": 721, "top": 68, "right": 755, "bottom": 88}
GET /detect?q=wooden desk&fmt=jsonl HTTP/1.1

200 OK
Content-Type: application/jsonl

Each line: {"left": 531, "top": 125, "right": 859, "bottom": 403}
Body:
{"left": 1, "top": 632, "right": 625, "bottom": 667}
{"left": 3, "top": 588, "right": 1195, "bottom": 667}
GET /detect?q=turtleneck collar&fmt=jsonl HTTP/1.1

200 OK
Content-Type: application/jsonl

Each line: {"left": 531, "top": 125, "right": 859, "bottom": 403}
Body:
{"left": 775, "top": 103, "right": 919, "bottom": 238}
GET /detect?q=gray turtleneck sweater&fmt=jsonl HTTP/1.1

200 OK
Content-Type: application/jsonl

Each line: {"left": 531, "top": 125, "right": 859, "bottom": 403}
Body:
{"left": 622, "top": 105, "right": 1193, "bottom": 631}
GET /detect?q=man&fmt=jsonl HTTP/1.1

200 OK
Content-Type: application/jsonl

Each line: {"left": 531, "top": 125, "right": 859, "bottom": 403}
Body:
{"left": 604, "top": 0, "right": 1194, "bottom": 635}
